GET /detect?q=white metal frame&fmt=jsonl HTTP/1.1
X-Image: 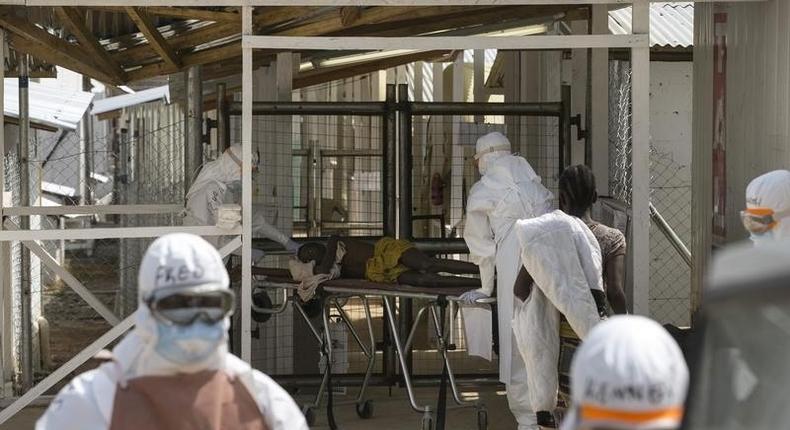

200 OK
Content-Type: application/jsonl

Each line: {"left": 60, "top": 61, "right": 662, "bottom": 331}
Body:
{"left": 0, "top": 0, "right": 654, "bottom": 424}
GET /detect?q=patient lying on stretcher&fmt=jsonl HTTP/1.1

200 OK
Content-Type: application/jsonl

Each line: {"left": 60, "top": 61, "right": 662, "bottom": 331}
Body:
{"left": 297, "top": 236, "right": 481, "bottom": 288}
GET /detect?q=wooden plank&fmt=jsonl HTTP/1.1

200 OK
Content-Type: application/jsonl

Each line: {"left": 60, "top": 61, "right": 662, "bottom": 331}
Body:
{"left": 55, "top": 7, "right": 127, "bottom": 82}
{"left": 294, "top": 50, "right": 450, "bottom": 89}
{"left": 141, "top": 6, "right": 239, "bottom": 22}
{"left": 245, "top": 34, "right": 649, "bottom": 51}
{"left": 338, "top": 5, "right": 574, "bottom": 37}
{"left": 276, "top": 6, "right": 468, "bottom": 37}
{"left": 3, "top": 28, "right": 120, "bottom": 84}
{"left": 97, "top": 6, "right": 240, "bottom": 22}
{"left": 126, "top": 41, "right": 244, "bottom": 81}
{"left": 112, "top": 22, "right": 237, "bottom": 66}
{"left": 126, "top": 6, "right": 182, "bottom": 68}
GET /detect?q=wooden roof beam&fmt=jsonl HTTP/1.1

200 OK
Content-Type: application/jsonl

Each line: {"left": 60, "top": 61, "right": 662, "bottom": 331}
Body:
{"left": 126, "top": 7, "right": 181, "bottom": 68}
{"left": 98, "top": 6, "right": 239, "bottom": 23}
{"left": 55, "top": 7, "right": 127, "bottom": 82}
{"left": 294, "top": 50, "right": 451, "bottom": 90}
{"left": 0, "top": 9, "right": 121, "bottom": 84}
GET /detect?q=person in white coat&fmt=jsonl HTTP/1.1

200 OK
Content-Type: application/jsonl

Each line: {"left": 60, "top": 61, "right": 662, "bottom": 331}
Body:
{"left": 512, "top": 210, "right": 606, "bottom": 428}
{"left": 742, "top": 169, "right": 790, "bottom": 245}
{"left": 36, "top": 233, "right": 308, "bottom": 430}
{"left": 184, "top": 144, "right": 299, "bottom": 255}
{"left": 462, "top": 132, "right": 554, "bottom": 430}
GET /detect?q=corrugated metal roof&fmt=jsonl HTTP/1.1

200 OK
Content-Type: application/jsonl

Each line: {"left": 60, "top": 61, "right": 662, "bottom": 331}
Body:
{"left": 4, "top": 78, "right": 94, "bottom": 130}
{"left": 609, "top": 2, "right": 693, "bottom": 48}
{"left": 92, "top": 85, "right": 170, "bottom": 115}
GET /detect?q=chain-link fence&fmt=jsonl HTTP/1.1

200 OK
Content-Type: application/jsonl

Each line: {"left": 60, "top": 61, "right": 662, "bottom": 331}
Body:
{"left": 609, "top": 60, "right": 692, "bottom": 326}
{"left": 1, "top": 103, "right": 187, "bottom": 388}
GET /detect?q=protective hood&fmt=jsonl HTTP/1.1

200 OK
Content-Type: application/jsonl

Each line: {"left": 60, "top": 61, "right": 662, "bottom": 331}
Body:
{"left": 475, "top": 132, "right": 512, "bottom": 176}
{"left": 746, "top": 169, "right": 790, "bottom": 240}
{"left": 113, "top": 233, "right": 231, "bottom": 379}
{"left": 561, "top": 316, "right": 688, "bottom": 430}
{"left": 185, "top": 145, "right": 251, "bottom": 202}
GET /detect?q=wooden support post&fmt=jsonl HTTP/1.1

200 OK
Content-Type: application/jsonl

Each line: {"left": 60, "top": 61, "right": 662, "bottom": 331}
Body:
{"left": 590, "top": 4, "right": 610, "bottom": 192}
{"left": 631, "top": 0, "right": 651, "bottom": 316}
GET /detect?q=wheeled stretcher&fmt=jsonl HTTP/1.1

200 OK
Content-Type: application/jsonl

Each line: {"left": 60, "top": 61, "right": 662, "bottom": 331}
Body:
{"left": 250, "top": 267, "right": 494, "bottom": 430}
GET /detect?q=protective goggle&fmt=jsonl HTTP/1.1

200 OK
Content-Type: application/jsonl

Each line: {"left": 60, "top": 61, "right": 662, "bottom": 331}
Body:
{"left": 146, "top": 289, "right": 235, "bottom": 326}
{"left": 740, "top": 207, "right": 786, "bottom": 234}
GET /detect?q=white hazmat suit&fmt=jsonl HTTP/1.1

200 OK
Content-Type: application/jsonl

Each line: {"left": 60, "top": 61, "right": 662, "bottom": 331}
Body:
{"left": 561, "top": 315, "right": 688, "bottom": 430}
{"left": 512, "top": 210, "right": 604, "bottom": 416}
{"left": 744, "top": 169, "right": 790, "bottom": 243}
{"left": 36, "top": 233, "right": 308, "bottom": 430}
{"left": 463, "top": 132, "right": 554, "bottom": 430}
{"left": 184, "top": 144, "right": 299, "bottom": 255}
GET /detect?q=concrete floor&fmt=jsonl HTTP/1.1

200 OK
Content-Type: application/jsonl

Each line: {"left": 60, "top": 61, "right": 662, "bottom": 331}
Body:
{"left": 0, "top": 386, "right": 515, "bottom": 430}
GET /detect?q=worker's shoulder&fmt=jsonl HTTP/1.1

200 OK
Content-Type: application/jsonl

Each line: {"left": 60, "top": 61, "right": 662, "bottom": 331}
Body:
{"left": 224, "top": 353, "right": 294, "bottom": 398}
{"left": 224, "top": 354, "right": 309, "bottom": 429}
{"left": 587, "top": 221, "right": 626, "bottom": 247}
{"left": 37, "top": 367, "right": 112, "bottom": 430}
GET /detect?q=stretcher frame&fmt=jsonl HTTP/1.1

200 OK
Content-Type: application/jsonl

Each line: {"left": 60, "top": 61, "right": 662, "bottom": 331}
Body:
{"left": 253, "top": 275, "right": 494, "bottom": 430}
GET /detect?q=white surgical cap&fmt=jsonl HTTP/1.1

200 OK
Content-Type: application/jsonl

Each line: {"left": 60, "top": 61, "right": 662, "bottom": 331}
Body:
{"left": 562, "top": 315, "right": 689, "bottom": 430}
{"left": 475, "top": 132, "right": 512, "bottom": 175}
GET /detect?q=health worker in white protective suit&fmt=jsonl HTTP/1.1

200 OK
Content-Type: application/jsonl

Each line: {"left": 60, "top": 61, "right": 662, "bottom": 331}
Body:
{"left": 512, "top": 210, "right": 606, "bottom": 428}
{"left": 742, "top": 169, "right": 790, "bottom": 245}
{"left": 36, "top": 233, "right": 308, "bottom": 430}
{"left": 561, "top": 315, "right": 689, "bottom": 430}
{"left": 462, "top": 132, "right": 554, "bottom": 430}
{"left": 184, "top": 144, "right": 299, "bottom": 256}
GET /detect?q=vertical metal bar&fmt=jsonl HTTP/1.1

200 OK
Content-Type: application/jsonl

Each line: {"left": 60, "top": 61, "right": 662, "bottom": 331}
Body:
{"left": 383, "top": 84, "right": 397, "bottom": 238}
{"left": 397, "top": 84, "right": 414, "bottom": 376}
{"left": 0, "top": 29, "right": 7, "bottom": 396}
{"left": 631, "top": 0, "right": 651, "bottom": 315}
{"left": 382, "top": 85, "right": 397, "bottom": 381}
{"left": 81, "top": 76, "right": 94, "bottom": 205}
{"left": 216, "top": 83, "right": 230, "bottom": 152}
{"left": 18, "top": 54, "right": 32, "bottom": 393}
{"left": 383, "top": 297, "right": 430, "bottom": 414}
{"left": 560, "top": 85, "right": 572, "bottom": 172}
{"left": 185, "top": 65, "right": 203, "bottom": 194}
{"left": 241, "top": 6, "right": 253, "bottom": 363}
{"left": 398, "top": 83, "right": 412, "bottom": 241}
{"left": 691, "top": 4, "right": 714, "bottom": 316}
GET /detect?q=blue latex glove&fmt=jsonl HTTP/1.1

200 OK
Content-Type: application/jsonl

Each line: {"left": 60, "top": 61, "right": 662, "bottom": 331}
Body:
{"left": 458, "top": 289, "right": 490, "bottom": 306}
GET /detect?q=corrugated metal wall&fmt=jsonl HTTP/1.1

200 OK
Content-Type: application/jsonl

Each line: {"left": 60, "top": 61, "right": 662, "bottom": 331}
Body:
{"left": 695, "top": 0, "right": 790, "bottom": 244}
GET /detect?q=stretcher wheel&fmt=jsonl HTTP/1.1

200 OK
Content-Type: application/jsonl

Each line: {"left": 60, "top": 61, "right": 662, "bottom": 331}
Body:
{"left": 421, "top": 413, "right": 434, "bottom": 430}
{"left": 355, "top": 400, "right": 374, "bottom": 419}
{"left": 477, "top": 408, "right": 488, "bottom": 430}
{"left": 251, "top": 290, "right": 273, "bottom": 323}
{"left": 302, "top": 405, "right": 315, "bottom": 426}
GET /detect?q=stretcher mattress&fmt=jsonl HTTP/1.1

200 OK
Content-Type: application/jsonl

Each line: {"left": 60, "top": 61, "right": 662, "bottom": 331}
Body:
{"left": 252, "top": 267, "right": 476, "bottom": 298}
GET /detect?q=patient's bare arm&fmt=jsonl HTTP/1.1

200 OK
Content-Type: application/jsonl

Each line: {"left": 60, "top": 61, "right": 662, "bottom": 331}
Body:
{"left": 314, "top": 236, "right": 340, "bottom": 275}
{"left": 513, "top": 266, "right": 534, "bottom": 301}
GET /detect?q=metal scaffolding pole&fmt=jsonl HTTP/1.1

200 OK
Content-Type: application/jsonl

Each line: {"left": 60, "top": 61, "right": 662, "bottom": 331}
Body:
{"left": 80, "top": 76, "right": 93, "bottom": 205}
{"left": 18, "top": 55, "right": 32, "bottom": 393}
{"left": 185, "top": 65, "right": 203, "bottom": 193}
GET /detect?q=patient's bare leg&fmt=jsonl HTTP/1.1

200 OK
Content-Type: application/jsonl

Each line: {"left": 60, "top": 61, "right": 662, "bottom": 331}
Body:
{"left": 397, "top": 271, "right": 481, "bottom": 288}
{"left": 399, "top": 249, "right": 479, "bottom": 274}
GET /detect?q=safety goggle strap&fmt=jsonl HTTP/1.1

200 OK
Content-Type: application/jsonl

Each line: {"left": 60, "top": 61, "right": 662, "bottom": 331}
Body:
{"left": 473, "top": 144, "right": 511, "bottom": 160}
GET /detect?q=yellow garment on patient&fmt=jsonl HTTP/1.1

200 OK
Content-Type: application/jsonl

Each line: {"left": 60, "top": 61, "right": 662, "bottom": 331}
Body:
{"left": 365, "top": 237, "right": 414, "bottom": 283}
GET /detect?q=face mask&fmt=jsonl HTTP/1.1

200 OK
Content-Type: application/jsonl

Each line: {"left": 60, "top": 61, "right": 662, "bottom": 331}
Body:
{"left": 155, "top": 321, "right": 225, "bottom": 365}
{"left": 750, "top": 230, "right": 775, "bottom": 246}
